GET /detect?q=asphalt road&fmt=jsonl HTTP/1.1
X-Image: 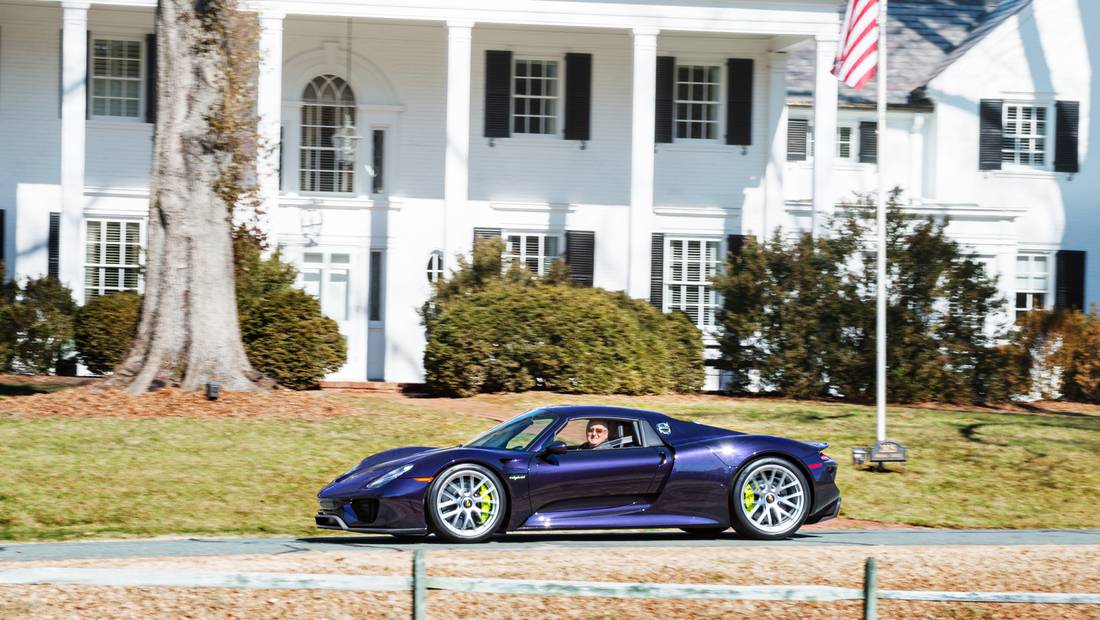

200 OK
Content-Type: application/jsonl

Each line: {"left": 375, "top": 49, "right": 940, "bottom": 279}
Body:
{"left": 2, "top": 529, "right": 1099, "bottom": 563}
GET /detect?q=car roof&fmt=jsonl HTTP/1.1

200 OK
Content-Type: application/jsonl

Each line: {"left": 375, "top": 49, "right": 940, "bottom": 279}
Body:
{"left": 538, "top": 405, "right": 672, "bottom": 423}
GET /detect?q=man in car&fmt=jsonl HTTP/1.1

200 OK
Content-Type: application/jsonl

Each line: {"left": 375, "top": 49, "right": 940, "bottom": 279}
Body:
{"left": 579, "top": 419, "right": 612, "bottom": 450}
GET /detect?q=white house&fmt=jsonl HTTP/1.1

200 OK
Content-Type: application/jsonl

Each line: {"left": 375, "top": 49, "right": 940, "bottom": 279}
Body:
{"left": 0, "top": 0, "right": 1094, "bottom": 387}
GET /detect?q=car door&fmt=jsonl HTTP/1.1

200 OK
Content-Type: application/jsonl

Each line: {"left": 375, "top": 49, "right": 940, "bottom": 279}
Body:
{"left": 526, "top": 417, "right": 665, "bottom": 514}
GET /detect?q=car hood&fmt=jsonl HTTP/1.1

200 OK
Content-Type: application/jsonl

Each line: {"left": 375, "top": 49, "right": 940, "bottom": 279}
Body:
{"left": 319, "top": 445, "right": 520, "bottom": 497}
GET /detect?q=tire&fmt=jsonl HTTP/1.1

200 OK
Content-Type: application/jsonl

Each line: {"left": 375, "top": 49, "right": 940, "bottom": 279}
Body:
{"left": 426, "top": 463, "right": 508, "bottom": 543}
{"left": 729, "top": 457, "right": 810, "bottom": 540}
{"left": 679, "top": 527, "right": 727, "bottom": 538}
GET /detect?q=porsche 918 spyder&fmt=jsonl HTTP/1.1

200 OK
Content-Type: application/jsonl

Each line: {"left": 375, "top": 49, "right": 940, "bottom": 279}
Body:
{"left": 316, "top": 405, "right": 840, "bottom": 542}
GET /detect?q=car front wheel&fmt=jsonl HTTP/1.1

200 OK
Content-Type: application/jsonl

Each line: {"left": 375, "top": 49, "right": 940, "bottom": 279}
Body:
{"left": 730, "top": 457, "right": 810, "bottom": 540}
{"left": 427, "top": 464, "right": 507, "bottom": 543}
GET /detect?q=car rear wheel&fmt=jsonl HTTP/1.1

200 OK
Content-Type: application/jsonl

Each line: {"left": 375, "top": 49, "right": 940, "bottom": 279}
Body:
{"left": 427, "top": 464, "right": 507, "bottom": 543}
{"left": 730, "top": 457, "right": 810, "bottom": 540}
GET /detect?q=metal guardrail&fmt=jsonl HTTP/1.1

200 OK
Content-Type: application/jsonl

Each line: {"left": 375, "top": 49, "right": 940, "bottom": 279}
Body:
{"left": 2, "top": 552, "right": 1098, "bottom": 620}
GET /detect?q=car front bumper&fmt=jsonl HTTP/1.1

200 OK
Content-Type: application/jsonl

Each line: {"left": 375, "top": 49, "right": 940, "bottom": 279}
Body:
{"left": 315, "top": 478, "right": 430, "bottom": 533}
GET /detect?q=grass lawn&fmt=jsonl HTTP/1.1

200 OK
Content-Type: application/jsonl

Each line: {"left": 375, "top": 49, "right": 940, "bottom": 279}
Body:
{"left": 1, "top": 384, "right": 1098, "bottom": 541}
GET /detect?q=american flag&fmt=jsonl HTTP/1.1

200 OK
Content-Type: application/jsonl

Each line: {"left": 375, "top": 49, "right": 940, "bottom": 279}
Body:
{"left": 832, "top": 0, "right": 879, "bottom": 90}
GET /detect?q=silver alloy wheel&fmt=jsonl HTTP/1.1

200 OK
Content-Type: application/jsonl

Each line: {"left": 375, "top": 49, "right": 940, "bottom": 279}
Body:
{"left": 433, "top": 468, "right": 502, "bottom": 539}
{"left": 738, "top": 462, "right": 807, "bottom": 535}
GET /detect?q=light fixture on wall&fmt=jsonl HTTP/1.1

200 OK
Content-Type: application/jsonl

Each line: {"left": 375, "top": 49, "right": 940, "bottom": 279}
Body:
{"left": 332, "top": 18, "right": 360, "bottom": 165}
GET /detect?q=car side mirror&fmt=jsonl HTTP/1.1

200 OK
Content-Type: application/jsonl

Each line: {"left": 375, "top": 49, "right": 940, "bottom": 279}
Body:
{"left": 540, "top": 440, "right": 568, "bottom": 458}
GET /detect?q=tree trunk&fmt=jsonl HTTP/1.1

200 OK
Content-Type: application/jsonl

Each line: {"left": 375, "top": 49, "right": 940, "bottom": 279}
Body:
{"left": 110, "top": 0, "right": 265, "bottom": 394}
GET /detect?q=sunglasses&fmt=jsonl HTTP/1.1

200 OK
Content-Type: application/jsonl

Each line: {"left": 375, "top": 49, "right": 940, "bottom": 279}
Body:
{"left": 587, "top": 428, "right": 607, "bottom": 435}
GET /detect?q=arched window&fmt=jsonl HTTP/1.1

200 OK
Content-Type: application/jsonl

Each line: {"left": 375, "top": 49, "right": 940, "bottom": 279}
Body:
{"left": 426, "top": 250, "right": 444, "bottom": 283}
{"left": 300, "top": 75, "right": 356, "bottom": 193}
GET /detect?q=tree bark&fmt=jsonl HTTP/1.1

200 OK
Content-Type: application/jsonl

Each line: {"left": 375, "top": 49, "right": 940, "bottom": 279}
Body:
{"left": 110, "top": 0, "right": 265, "bottom": 394}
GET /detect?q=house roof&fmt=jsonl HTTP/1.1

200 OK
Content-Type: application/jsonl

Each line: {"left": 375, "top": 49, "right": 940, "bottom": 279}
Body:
{"left": 786, "top": 0, "right": 1028, "bottom": 108}
{"left": 922, "top": 0, "right": 1033, "bottom": 86}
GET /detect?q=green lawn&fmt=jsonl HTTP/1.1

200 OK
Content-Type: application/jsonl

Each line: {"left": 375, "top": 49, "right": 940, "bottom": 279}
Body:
{"left": 1, "top": 389, "right": 1098, "bottom": 542}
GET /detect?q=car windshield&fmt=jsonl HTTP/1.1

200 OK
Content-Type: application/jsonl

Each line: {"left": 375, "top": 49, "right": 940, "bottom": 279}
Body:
{"left": 464, "top": 410, "right": 556, "bottom": 451}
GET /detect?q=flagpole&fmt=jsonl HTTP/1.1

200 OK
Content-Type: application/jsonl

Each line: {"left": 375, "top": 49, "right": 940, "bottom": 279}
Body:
{"left": 875, "top": 0, "right": 889, "bottom": 443}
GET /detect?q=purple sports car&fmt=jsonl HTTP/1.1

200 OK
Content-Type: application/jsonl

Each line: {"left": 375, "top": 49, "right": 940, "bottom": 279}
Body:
{"left": 316, "top": 405, "right": 840, "bottom": 543}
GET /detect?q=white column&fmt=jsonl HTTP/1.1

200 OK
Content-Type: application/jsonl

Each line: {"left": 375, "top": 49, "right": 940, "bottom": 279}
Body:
{"left": 628, "top": 27, "right": 658, "bottom": 299}
{"left": 60, "top": 1, "right": 89, "bottom": 299}
{"left": 256, "top": 11, "right": 285, "bottom": 243}
{"left": 763, "top": 51, "right": 788, "bottom": 239}
{"left": 812, "top": 34, "right": 838, "bottom": 236}
{"left": 443, "top": 21, "right": 473, "bottom": 269}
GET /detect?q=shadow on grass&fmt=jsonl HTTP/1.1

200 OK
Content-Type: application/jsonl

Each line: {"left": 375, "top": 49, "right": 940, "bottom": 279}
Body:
{"left": 0, "top": 384, "right": 62, "bottom": 397}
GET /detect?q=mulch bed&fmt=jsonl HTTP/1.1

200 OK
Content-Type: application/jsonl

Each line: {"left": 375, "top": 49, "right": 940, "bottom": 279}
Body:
{"left": 0, "top": 385, "right": 351, "bottom": 420}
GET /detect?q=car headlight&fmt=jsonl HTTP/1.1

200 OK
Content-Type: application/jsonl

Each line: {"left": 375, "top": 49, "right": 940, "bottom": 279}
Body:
{"left": 364, "top": 464, "right": 414, "bottom": 489}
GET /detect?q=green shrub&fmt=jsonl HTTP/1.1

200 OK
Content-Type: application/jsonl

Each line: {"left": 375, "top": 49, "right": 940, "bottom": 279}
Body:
{"left": 66, "top": 232, "right": 347, "bottom": 388}
{"left": 0, "top": 276, "right": 78, "bottom": 373}
{"left": 234, "top": 233, "right": 346, "bottom": 389}
{"left": 74, "top": 292, "right": 141, "bottom": 374}
{"left": 714, "top": 189, "right": 1013, "bottom": 404}
{"left": 423, "top": 241, "right": 703, "bottom": 397}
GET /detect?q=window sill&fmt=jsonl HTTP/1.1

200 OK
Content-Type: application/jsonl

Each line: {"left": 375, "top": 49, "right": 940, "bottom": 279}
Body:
{"left": 87, "top": 119, "right": 153, "bottom": 131}
{"left": 485, "top": 137, "right": 584, "bottom": 150}
{"left": 988, "top": 168, "right": 1059, "bottom": 180}
{"left": 658, "top": 142, "right": 735, "bottom": 154}
{"left": 788, "top": 160, "right": 869, "bottom": 169}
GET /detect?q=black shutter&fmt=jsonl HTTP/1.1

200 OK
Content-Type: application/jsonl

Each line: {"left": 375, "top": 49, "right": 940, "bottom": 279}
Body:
{"left": 145, "top": 33, "right": 157, "bottom": 124}
{"left": 85, "top": 31, "right": 91, "bottom": 120}
{"left": 564, "top": 53, "right": 592, "bottom": 141}
{"left": 565, "top": 230, "right": 595, "bottom": 286}
{"left": 1055, "top": 100, "right": 1080, "bottom": 173}
{"left": 859, "top": 121, "right": 878, "bottom": 164}
{"left": 473, "top": 228, "right": 502, "bottom": 245}
{"left": 0, "top": 209, "right": 6, "bottom": 271}
{"left": 58, "top": 30, "right": 62, "bottom": 118}
{"left": 278, "top": 125, "right": 284, "bottom": 189}
{"left": 725, "top": 58, "right": 752, "bottom": 146}
{"left": 48, "top": 213, "right": 60, "bottom": 280}
{"left": 649, "top": 233, "right": 664, "bottom": 309}
{"left": 979, "top": 99, "right": 1003, "bottom": 170}
{"left": 655, "top": 56, "right": 675, "bottom": 143}
{"left": 1055, "top": 250, "right": 1086, "bottom": 311}
{"left": 726, "top": 234, "right": 746, "bottom": 261}
{"left": 787, "top": 118, "right": 808, "bottom": 161}
{"left": 484, "top": 50, "right": 512, "bottom": 138}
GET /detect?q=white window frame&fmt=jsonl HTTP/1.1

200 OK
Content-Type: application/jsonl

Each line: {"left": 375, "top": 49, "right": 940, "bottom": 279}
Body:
{"left": 663, "top": 237, "right": 722, "bottom": 331}
{"left": 426, "top": 250, "right": 445, "bottom": 284}
{"left": 836, "top": 125, "right": 854, "bottom": 159}
{"left": 1001, "top": 102, "right": 1051, "bottom": 170}
{"left": 299, "top": 250, "right": 353, "bottom": 323}
{"left": 83, "top": 218, "right": 144, "bottom": 298}
{"left": 512, "top": 57, "right": 562, "bottom": 137}
{"left": 88, "top": 36, "right": 144, "bottom": 122}
{"left": 1015, "top": 253, "right": 1052, "bottom": 317}
{"left": 791, "top": 121, "right": 857, "bottom": 162}
{"left": 502, "top": 231, "right": 562, "bottom": 276}
{"left": 299, "top": 75, "right": 358, "bottom": 195}
{"left": 674, "top": 63, "right": 722, "bottom": 141}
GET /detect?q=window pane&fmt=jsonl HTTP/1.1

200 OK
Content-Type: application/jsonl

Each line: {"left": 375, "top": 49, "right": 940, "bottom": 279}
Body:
{"left": 304, "top": 252, "right": 323, "bottom": 264}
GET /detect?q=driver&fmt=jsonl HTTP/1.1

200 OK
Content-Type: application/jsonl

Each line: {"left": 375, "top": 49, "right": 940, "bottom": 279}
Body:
{"left": 579, "top": 420, "right": 611, "bottom": 450}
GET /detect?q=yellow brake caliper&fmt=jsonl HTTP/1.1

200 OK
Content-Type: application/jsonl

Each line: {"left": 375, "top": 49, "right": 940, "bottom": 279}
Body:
{"left": 477, "top": 483, "right": 492, "bottom": 524}
{"left": 743, "top": 482, "right": 756, "bottom": 513}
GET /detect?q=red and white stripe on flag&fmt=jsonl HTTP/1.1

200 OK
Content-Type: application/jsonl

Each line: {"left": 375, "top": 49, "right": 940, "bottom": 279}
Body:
{"left": 832, "top": 0, "right": 879, "bottom": 90}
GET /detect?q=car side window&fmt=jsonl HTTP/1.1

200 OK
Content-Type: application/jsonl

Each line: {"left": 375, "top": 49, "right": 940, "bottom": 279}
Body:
{"left": 554, "top": 418, "right": 643, "bottom": 450}
{"left": 639, "top": 420, "right": 667, "bottom": 447}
